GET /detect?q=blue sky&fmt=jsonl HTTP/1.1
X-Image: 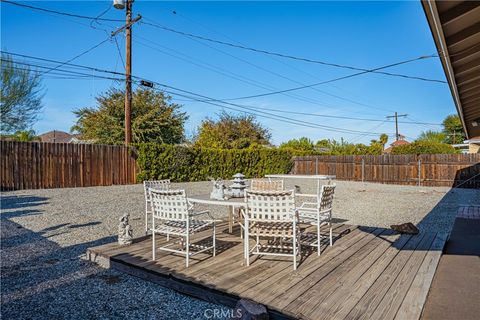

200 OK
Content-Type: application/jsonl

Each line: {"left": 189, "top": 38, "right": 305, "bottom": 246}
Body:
{"left": 1, "top": 1, "right": 455, "bottom": 145}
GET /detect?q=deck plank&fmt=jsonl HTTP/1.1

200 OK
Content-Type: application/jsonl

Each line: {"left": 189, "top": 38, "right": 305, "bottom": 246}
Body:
{"left": 240, "top": 225, "right": 364, "bottom": 303}
{"left": 307, "top": 231, "right": 408, "bottom": 320}
{"left": 394, "top": 233, "right": 448, "bottom": 320}
{"left": 369, "top": 232, "right": 437, "bottom": 320}
{"left": 273, "top": 228, "right": 385, "bottom": 313}
{"left": 287, "top": 230, "right": 397, "bottom": 318}
{"left": 318, "top": 233, "right": 413, "bottom": 320}
{"left": 344, "top": 232, "right": 430, "bottom": 320}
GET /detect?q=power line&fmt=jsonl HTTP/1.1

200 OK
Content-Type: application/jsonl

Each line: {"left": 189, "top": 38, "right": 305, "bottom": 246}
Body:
{"left": 3, "top": 0, "right": 445, "bottom": 86}
{"left": 2, "top": 51, "right": 437, "bottom": 132}
{"left": 114, "top": 37, "right": 126, "bottom": 68}
{"left": 4, "top": 52, "right": 388, "bottom": 136}
{"left": 1, "top": 60, "right": 124, "bottom": 82}
{"left": 1, "top": 0, "right": 123, "bottom": 22}
{"left": 3, "top": 51, "right": 437, "bottom": 135}
{"left": 131, "top": 78, "right": 391, "bottom": 136}
{"left": 40, "top": 37, "right": 111, "bottom": 75}
{"left": 215, "top": 55, "right": 440, "bottom": 101}
{"left": 134, "top": 36, "right": 379, "bottom": 115}
{"left": 142, "top": 18, "right": 446, "bottom": 84}
{"left": 146, "top": 82, "right": 390, "bottom": 137}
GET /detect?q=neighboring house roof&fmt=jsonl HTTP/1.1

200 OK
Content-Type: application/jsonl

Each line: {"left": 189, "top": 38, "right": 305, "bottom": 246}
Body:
{"left": 465, "top": 136, "right": 480, "bottom": 143}
{"left": 38, "top": 130, "right": 73, "bottom": 143}
{"left": 421, "top": 1, "right": 480, "bottom": 139}
{"left": 383, "top": 139, "right": 410, "bottom": 154}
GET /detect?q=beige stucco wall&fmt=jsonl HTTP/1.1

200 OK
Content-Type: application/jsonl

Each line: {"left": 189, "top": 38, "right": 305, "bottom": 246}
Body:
{"left": 469, "top": 143, "right": 480, "bottom": 153}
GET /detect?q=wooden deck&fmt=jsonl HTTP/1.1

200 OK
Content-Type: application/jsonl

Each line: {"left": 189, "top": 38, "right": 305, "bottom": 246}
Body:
{"left": 87, "top": 223, "right": 447, "bottom": 320}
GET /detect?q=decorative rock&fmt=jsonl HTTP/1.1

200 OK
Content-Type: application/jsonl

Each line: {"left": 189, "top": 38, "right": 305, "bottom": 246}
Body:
{"left": 391, "top": 222, "right": 420, "bottom": 235}
{"left": 231, "top": 299, "right": 268, "bottom": 320}
{"left": 118, "top": 213, "right": 133, "bottom": 245}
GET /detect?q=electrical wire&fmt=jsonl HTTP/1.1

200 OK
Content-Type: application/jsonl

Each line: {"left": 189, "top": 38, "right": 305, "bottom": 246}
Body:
{"left": 114, "top": 37, "right": 126, "bottom": 68}
{"left": 40, "top": 37, "right": 111, "bottom": 75}
{"left": 2, "top": 0, "right": 445, "bottom": 85}
{"left": 145, "top": 82, "right": 389, "bottom": 137}
{"left": 7, "top": 53, "right": 389, "bottom": 136}
{"left": 2, "top": 51, "right": 439, "bottom": 129}
{"left": 142, "top": 18, "right": 446, "bottom": 84}
{"left": 1, "top": 0, "right": 123, "bottom": 22}
{"left": 216, "top": 55, "right": 441, "bottom": 101}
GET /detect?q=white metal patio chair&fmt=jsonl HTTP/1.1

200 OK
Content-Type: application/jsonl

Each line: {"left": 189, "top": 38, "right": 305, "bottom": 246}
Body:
{"left": 241, "top": 189, "right": 301, "bottom": 270}
{"left": 297, "top": 183, "right": 336, "bottom": 255}
{"left": 150, "top": 189, "right": 216, "bottom": 267}
{"left": 250, "top": 178, "right": 284, "bottom": 191}
{"left": 144, "top": 180, "right": 171, "bottom": 234}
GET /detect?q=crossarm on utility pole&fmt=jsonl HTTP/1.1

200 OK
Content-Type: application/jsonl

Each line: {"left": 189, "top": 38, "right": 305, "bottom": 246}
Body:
{"left": 111, "top": 15, "right": 142, "bottom": 37}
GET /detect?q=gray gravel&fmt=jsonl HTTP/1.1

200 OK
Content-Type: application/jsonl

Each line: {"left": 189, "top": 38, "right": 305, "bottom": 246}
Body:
{"left": 1, "top": 180, "right": 479, "bottom": 319}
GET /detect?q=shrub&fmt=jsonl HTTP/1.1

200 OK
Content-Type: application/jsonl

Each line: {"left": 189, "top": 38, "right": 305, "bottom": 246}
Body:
{"left": 134, "top": 144, "right": 294, "bottom": 182}
{"left": 391, "top": 141, "right": 458, "bottom": 155}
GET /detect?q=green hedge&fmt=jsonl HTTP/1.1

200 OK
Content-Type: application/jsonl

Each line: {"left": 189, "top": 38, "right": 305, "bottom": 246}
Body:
{"left": 134, "top": 144, "right": 294, "bottom": 182}
{"left": 391, "top": 141, "right": 458, "bottom": 155}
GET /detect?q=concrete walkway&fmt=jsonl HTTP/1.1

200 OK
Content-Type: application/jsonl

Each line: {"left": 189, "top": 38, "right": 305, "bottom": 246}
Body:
{"left": 422, "top": 206, "right": 480, "bottom": 320}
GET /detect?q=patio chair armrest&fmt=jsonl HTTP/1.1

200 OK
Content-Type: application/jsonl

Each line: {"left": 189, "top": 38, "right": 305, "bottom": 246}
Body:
{"left": 296, "top": 193, "right": 317, "bottom": 198}
{"left": 299, "top": 202, "right": 317, "bottom": 209}
{"left": 190, "top": 210, "right": 211, "bottom": 217}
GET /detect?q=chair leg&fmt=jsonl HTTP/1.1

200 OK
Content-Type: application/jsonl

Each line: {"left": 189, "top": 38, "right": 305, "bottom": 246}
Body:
{"left": 317, "top": 220, "right": 321, "bottom": 256}
{"left": 293, "top": 230, "right": 297, "bottom": 271}
{"left": 152, "top": 231, "right": 156, "bottom": 261}
{"left": 145, "top": 206, "right": 149, "bottom": 235}
{"left": 152, "top": 217, "right": 156, "bottom": 260}
{"left": 213, "top": 223, "right": 216, "bottom": 257}
{"left": 246, "top": 234, "right": 250, "bottom": 267}
{"left": 185, "top": 234, "right": 189, "bottom": 268}
{"left": 329, "top": 222, "right": 333, "bottom": 246}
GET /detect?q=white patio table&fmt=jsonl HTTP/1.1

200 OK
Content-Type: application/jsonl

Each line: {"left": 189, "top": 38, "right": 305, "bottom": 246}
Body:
{"left": 188, "top": 195, "right": 246, "bottom": 234}
{"left": 188, "top": 191, "right": 318, "bottom": 232}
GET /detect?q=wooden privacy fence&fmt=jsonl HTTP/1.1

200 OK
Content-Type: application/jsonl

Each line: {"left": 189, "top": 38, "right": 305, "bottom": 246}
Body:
{"left": 292, "top": 154, "right": 480, "bottom": 188}
{"left": 1, "top": 141, "right": 137, "bottom": 190}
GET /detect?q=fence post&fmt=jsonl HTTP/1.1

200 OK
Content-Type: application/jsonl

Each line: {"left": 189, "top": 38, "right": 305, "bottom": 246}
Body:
{"left": 315, "top": 157, "right": 318, "bottom": 175}
{"left": 418, "top": 159, "right": 421, "bottom": 186}
{"left": 361, "top": 158, "right": 365, "bottom": 182}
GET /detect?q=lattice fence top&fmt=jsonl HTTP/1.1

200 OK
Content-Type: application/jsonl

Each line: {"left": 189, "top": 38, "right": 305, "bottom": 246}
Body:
{"left": 149, "top": 189, "right": 189, "bottom": 221}
{"left": 245, "top": 189, "right": 296, "bottom": 222}
{"left": 250, "top": 179, "right": 284, "bottom": 191}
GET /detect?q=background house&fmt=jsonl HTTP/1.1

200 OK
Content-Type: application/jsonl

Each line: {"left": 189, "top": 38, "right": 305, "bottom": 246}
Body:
{"left": 383, "top": 139, "right": 410, "bottom": 154}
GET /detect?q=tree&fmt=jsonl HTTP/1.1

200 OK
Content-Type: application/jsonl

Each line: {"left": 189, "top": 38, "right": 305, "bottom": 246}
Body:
{"left": 13, "top": 130, "right": 40, "bottom": 142}
{"left": 442, "top": 114, "right": 465, "bottom": 144}
{"left": 313, "top": 135, "right": 385, "bottom": 155}
{"left": 391, "top": 141, "right": 457, "bottom": 154}
{"left": 72, "top": 88, "right": 188, "bottom": 144}
{"left": 194, "top": 112, "right": 271, "bottom": 149}
{"left": 416, "top": 130, "right": 446, "bottom": 143}
{"left": 279, "top": 137, "right": 315, "bottom": 152}
{"left": 0, "top": 54, "right": 43, "bottom": 133}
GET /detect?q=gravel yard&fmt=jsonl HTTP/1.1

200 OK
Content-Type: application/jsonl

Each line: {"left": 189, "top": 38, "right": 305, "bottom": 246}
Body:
{"left": 1, "top": 179, "right": 479, "bottom": 319}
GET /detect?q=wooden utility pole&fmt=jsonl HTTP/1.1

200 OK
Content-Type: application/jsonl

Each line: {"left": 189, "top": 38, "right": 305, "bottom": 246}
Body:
{"left": 125, "top": 0, "right": 133, "bottom": 145}
{"left": 386, "top": 112, "right": 408, "bottom": 141}
{"left": 112, "top": 1, "right": 141, "bottom": 145}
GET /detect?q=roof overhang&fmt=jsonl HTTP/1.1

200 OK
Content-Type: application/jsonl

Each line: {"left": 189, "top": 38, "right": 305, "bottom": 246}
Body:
{"left": 421, "top": 0, "right": 480, "bottom": 139}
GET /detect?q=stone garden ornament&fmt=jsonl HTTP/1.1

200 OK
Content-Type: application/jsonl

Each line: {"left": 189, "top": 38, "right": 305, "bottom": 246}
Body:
{"left": 118, "top": 213, "right": 133, "bottom": 245}
{"left": 210, "top": 178, "right": 227, "bottom": 200}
